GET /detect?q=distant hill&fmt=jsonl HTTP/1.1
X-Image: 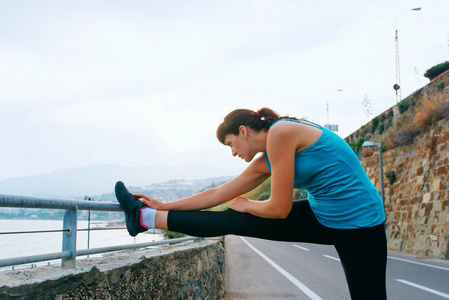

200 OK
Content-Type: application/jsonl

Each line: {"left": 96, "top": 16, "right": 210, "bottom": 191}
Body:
{"left": 0, "top": 163, "right": 243, "bottom": 198}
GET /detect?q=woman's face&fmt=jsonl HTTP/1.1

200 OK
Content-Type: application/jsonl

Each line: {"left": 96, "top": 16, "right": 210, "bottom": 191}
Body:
{"left": 224, "top": 127, "right": 255, "bottom": 162}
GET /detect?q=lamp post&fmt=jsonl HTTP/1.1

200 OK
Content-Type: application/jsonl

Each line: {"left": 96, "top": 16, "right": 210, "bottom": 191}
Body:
{"left": 362, "top": 141, "right": 384, "bottom": 202}
{"left": 325, "top": 89, "right": 342, "bottom": 133}
{"left": 395, "top": 7, "right": 421, "bottom": 104}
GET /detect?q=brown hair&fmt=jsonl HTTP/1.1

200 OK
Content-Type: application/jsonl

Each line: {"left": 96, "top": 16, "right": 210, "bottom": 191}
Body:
{"left": 216, "top": 107, "right": 295, "bottom": 144}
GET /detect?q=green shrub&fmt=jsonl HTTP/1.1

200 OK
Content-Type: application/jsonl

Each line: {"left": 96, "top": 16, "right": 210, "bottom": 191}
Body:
{"left": 398, "top": 97, "right": 412, "bottom": 114}
{"left": 372, "top": 116, "right": 380, "bottom": 128}
{"left": 385, "top": 170, "right": 396, "bottom": 185}
{"left": 356, "top": 137, "right": 366, "bottom": 149}
{"left": 424, "top": 61, "right": 449, "bottom": 81}
{"left": 348, "top": 137, "right": 366, "bottom": 153}
{"left": 413, "top": 89, "right": 422, "bottom": 99}
{"left": 294, "top": 189, "right": 308, "bottom": 200}
{"left": 370, "top": 117, "right": 380, "bottom": 133}
{"left": 388, "top": 110, "right": 394, "bottom": 119}
{"left": 258, "top": 192, "right": 271, "bottom": 200}
{"left": 377, "top": 123, "right": 385, "bottom": 134}
{"left": 163, "top": 230, "right": 186, "bottom": 239}
{"left": 384, "top": 119, "right": 392, "bottom": 132}
{"left": 437, "top": 82, "right": 445, "bottom": 90}
{"left": 398, "top": 98, "right": 409, "bottom": 114}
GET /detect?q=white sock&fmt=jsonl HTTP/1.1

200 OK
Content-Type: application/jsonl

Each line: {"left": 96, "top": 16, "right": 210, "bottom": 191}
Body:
{"left": 141, "top": 207, "right": 157, "bottom": 229}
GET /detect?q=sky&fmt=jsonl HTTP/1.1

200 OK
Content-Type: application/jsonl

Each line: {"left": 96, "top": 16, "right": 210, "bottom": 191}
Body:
{"left": 1, "top": 0, "right": 448, "bottom": 181}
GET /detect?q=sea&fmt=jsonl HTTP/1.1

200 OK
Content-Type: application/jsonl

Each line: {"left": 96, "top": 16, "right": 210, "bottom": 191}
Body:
{"left": 0, "top": 219, "right": 163, "bottom": 272}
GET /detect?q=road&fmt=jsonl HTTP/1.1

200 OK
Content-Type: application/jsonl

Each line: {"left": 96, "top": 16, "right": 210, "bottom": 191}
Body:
{"left": 224, "top": 235, "right": 449, "bottom": 299}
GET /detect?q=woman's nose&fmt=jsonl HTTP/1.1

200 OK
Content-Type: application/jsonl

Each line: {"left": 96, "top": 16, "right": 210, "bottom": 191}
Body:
{"left": 232, "top": 148, "right": 237, "bottom": 157}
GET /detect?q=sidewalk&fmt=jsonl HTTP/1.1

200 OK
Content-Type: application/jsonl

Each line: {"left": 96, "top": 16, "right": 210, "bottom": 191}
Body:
{"left": 224, "top": 235, "right": 300, "bottom": 300}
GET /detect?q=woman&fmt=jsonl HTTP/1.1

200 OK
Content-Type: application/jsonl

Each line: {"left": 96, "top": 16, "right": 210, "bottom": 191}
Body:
{"left": 115, "top": 107, "right": 387, "bottom": 299}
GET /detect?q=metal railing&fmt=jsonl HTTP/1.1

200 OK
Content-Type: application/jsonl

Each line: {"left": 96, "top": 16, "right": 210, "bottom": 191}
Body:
{"left": 0, "top": 194, "right": 200, "bottom": 268}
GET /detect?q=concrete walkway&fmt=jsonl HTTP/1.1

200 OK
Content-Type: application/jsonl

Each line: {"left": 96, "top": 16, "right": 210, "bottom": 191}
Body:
{"left": 224, "top": 235, "right": 302, "bottom": 299}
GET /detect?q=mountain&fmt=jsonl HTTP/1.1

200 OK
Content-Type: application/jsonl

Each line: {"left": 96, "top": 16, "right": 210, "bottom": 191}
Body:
{"left": 0, "top": 163, "right": 243, "bottom": 198}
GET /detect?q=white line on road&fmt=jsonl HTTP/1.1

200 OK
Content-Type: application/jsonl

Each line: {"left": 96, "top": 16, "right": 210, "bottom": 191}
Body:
{"left": 323, "top": 255, "right": 340, "bottom": 262}
{"left": 240, "top": 237, "right": 323, "bottom": 300}
{"left": 293, "top": 244, "right": 309, "bottom": 251}
{"left": 388, "top": 256, "right": 449, "bottom": 272}
{"left": 396, "top": 279, "right": 449, "bottom": 299}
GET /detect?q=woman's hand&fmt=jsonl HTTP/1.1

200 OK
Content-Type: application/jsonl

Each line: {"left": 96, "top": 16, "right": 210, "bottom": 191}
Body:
{"left": 228, "top": 196, "right": 250, "bottom": 213}
{"left": 133, "top": 194, "right": 167, "bottom": 210}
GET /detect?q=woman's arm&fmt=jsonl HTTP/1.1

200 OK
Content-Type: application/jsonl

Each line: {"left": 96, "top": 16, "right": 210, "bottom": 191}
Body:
{"left": 136, "top": 154, "right": 270, "bottom": 211}
{"left": 229, "top": 123, "right": 297, "bottom": 219}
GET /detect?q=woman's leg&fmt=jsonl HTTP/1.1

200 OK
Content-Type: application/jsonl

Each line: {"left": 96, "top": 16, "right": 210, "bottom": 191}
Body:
{"left": 116, "top": 180, "right": 329, "bottom": 243}
{"left": 155, "top": 210, "right": 169, "bottom": 230}
{"left": 166, "top": 200, "right": 333, "bottom": 244}
{"left": 332, "top": 223, "right": 388, "bottom": 300}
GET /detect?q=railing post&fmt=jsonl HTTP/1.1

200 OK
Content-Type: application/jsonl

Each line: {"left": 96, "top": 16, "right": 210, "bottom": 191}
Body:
{"left": 62, "top": 206, "right": 77, "bottom": 268}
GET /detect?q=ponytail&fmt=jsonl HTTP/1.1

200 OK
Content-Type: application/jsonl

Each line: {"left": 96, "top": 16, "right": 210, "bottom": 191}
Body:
{"left": 256, "top": 107, "right": 280, "bottom": 127}
{"left": 217, "top": 107, "right": 294, "bottom": 144}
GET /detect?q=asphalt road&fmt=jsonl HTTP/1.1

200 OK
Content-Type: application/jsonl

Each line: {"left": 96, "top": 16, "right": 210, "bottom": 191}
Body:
{"left": 224, "top": 235, "right": 449, "bottom": 300}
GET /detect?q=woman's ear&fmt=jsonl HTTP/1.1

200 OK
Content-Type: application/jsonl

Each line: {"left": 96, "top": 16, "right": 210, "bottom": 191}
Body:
{"left": 239, "top": 125, "right": 247, "bottom": 137}
{"left": 239, "top": 125, "right": 249, "bottom": 140}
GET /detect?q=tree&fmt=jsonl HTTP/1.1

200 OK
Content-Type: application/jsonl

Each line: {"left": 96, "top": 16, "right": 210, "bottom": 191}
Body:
{"left": 424, "top": 61, "right": 449, "bottom": 81}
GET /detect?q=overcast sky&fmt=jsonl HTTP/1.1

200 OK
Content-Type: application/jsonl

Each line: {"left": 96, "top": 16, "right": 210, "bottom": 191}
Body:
{"left": 1, "top": 0, "right": 448, "bottom": 181}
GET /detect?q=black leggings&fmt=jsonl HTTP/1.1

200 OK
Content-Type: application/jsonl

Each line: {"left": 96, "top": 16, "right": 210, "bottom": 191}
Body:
{"left": 168, "top": 200, "right": 387, "bottom": 300}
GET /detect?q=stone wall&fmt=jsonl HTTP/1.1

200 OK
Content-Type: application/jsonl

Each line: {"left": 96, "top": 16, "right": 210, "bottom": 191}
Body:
{"left": 361, "top": 117, "right": 449, "bottom": 259}
{"left": 0, "top": 238, "right": 225, "bottom": 299}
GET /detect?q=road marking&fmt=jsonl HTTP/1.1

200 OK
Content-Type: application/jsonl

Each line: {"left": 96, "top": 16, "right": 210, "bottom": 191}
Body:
{"left": 293, "top": 244, "right": 309, "bottom": 251}
{"left": 396, "top": 279, "right": 449, "bottom": 299}
{"left": 240, "top": 237, "right": 323, "bottom": 300}
{"left": 388, "top": 256, "right": 449, "bottom": 272}
{"left": 323, "top": 255, "right": 340, "bottom": 262}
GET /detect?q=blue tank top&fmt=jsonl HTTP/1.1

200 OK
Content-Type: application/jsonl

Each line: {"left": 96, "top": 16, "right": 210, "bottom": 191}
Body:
{"left": 263, "top": 119, "right": 385, "bottom": 229}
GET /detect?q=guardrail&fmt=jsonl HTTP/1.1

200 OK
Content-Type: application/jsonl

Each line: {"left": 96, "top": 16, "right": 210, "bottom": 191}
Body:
{"left": 0, "top": 194, "right": 200, "bottom": 268}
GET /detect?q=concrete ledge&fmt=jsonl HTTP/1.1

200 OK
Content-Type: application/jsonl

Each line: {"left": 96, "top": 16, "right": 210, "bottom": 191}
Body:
{"left": 0, "top": 238, "right": 225, "bottom": 300}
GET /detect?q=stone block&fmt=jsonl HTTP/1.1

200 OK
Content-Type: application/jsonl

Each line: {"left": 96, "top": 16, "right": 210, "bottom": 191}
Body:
{"left": 415, "top": 167, "right": 421, "bottom": 176}
{"left": 432, "top": 178, "right": 442, "bottom": 191}
{"left": 422, "top": 193, "right": 431, "bottom": 204}
{"left": 442, "top": 200, "right": 449, "bottom": 211}
{"left": 437, "top": 166, "right": 448, "bottom": 176}
{"left": 401, "top": 212, "right": 407, "bottom": 221}
{"left": 425, "top": 203, "right": 433, "bottom": 216}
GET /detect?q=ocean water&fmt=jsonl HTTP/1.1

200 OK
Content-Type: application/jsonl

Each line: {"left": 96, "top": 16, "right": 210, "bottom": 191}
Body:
{"left": 0, "top": 219, "right": 163, "bottom": 271}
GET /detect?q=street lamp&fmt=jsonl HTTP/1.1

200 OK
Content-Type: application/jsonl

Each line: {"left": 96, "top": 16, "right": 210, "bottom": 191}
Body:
{"left": 395, "top": 7, "right": 421, "bottom": 104}
{"left": 324, "top": 89, "right": 342, "bottom": 133}
{"left": 362, "top": 141, "right": 384, "bottom": 202}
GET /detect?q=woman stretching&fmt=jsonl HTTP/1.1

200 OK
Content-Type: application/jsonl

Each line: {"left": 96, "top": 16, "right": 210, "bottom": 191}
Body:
{"left": 115, "top": 107, "right": 387, "bottom": 300}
